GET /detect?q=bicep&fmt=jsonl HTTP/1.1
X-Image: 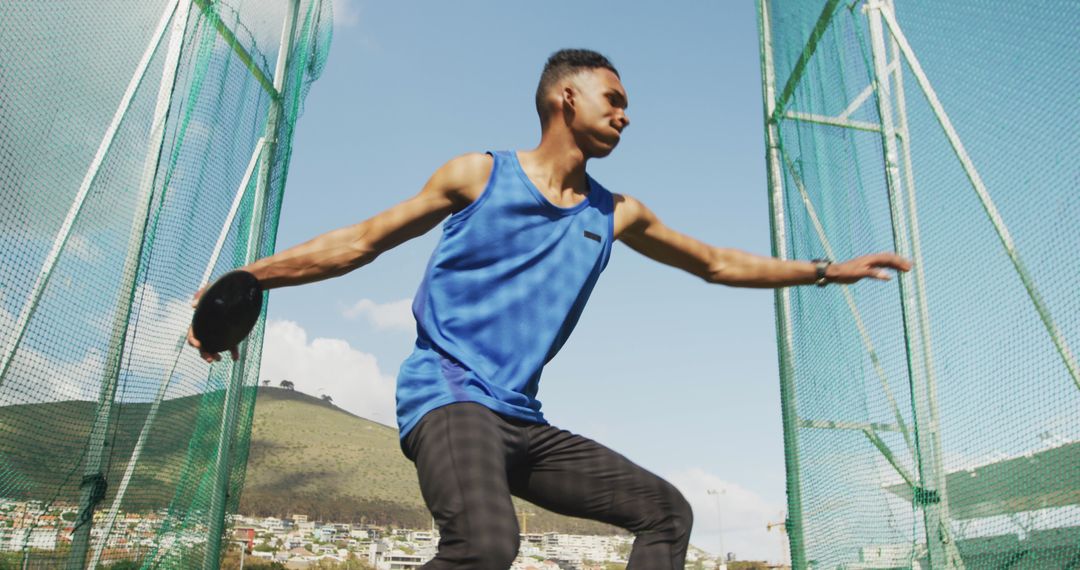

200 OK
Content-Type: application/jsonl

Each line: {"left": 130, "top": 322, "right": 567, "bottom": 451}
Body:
{"left": 358, "top": 153, "right": 491, "bottom": 254}
{"left": 615, "top": 195, "right": 715, "bottom": 280}
{"left": 358, "top": 192, "right": 454, "bottom": 253}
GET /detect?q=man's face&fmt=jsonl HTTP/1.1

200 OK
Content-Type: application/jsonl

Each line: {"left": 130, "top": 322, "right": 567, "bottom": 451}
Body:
{"left": 566, "top": 68, "right": 630, "bottom": 158}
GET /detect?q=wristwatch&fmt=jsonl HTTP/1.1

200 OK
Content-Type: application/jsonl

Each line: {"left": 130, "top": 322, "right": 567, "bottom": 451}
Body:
{"left": 811, "top": 258, "right": 832, "bottom": 287}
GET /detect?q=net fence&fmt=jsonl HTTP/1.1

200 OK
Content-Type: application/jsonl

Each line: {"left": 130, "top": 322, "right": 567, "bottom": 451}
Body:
{"left": 758, "top": 1, "right": 1080, "bottom": 568}
{"left": 0, "top": 0, "right": 331, "bottom": 567}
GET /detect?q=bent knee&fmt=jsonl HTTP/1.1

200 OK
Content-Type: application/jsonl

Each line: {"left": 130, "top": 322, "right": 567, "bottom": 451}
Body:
{"left": 630, "top": 485, "right": 691, "bottom": 544}
{"left": 669, "top": 491, "right": 693, "bottom": 539}
{"left": 646, "top": 487, "right": 694, "bottom": 540}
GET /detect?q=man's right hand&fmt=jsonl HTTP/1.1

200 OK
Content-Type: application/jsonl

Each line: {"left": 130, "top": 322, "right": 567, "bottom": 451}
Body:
{"left": 187, "top": 286, "right": 239, "bottom": 363}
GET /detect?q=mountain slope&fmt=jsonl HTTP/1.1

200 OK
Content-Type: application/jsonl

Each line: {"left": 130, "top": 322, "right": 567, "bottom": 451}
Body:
{"left": 241, "top": 387, "right": 623, "bottom": 535}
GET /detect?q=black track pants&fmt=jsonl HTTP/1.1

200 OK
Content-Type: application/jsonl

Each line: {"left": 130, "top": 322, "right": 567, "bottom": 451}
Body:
{"left": 401, "top": 402, "right": 693, "bottom": 569}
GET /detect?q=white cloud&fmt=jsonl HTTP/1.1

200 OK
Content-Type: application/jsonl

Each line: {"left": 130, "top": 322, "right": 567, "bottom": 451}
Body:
{"left": 1, "top": 281, "right": 208, "bottom": 407}
{"left": 0, "top": 346, "right": 104, "bottom": 406}
{"left": 0, "top": 290, "right": 100, "bottom": 405}
{"left": 259, "top": 319, "right": 396, "bottom": 427}
{"left": 331, "top": 0, "right": 361, "bottom": 28}
{"left": 342, "top": 298, "right": 414, "bottom": 332}
{"left": 664, "top": 467, "right": 788, "bottom": 564}
{"left": 124, "top": 282, "right": 200, "bottom": 373}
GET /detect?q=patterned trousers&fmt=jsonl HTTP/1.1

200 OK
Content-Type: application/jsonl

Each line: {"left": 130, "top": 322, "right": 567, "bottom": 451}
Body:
{"left": 402, "top": 402, "right": 693, "bottom": 569}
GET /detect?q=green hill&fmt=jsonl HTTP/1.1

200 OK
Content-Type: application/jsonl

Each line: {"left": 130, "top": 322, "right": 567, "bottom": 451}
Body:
{"left": 241, "top": 387, "right": 624, "bottom": 535}
{"left": 0, "top": 388, "right": 621, "bottom": 535}
{"left": 0, "top": 392, "right": 232, "bottom": 512}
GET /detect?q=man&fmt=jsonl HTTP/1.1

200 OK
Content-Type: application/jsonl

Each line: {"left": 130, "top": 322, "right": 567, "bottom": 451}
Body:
{"left": 189, "top": 49, "right": 909, "bottom": 569}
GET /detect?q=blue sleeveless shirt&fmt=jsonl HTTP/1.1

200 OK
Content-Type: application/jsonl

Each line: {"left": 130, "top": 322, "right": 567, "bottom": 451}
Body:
{"left": 395, "top": 151, "right": 615, "bottom": 438}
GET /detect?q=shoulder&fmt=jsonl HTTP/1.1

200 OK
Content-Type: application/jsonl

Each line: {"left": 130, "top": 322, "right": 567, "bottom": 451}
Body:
{"left": 612, "top": 193, "right": 656, "bottom": 238}
{"left": 427, "top": 153, "right": 494, "bottom": 210}
{"left": 438, "top": 152, "right": 494, "bottom": 186}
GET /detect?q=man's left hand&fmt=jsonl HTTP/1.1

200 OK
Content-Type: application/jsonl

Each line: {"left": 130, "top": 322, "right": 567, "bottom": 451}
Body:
{"left": 827, "top": 253, "right": 912, "bottom": 284}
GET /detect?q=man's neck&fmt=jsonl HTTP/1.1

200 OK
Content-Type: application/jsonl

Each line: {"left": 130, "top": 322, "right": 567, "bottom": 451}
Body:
{"left": 518, "top": 132, "right": 590, "bottom": 203}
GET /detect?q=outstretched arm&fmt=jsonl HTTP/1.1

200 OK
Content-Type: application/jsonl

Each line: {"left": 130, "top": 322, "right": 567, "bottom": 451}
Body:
{"left": 236, "top": 153, "right": 492, "bottom": 289}
{"left": 188, "top": 153, "right": 492, "bottom": 361}
{"left": 613, "top": 194, "right": 910, "bottom": 288}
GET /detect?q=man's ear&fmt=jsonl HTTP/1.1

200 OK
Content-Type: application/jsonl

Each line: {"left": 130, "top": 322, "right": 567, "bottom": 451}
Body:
{"left": 560, "top": 84, "right": 577, "bottom": 125}
{"left": 561, "top": 84, "right": 576, "bottom": 110}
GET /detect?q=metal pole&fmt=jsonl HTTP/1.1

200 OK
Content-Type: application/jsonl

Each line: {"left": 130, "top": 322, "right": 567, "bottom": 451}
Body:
{"left": 783, "top": 111, "right": 881, "bottom": 133}
{"left": 86, "top": 137, "right": 267, "bottom": 569}
{"left": 191, "top": 0, "right": 277, "bottom": 97}
{"left": 882, "top": 3, "right": 962, "bottom": 564}
{"left": 707, "top": 489, "right": 727, "bottom": 568}
{"left": 0, "top": 0, "right": 181, "bottom": 388}
{"left": 773, "top": 0, "right": 843, "bottom": 118}
{"left": 756, "top": 1, "right": 806, "bottom": 567}
{"left": 865, "top": 2, "right": 962, "bottom": 568}
{"left": 201, "top": 138, "right": 268, "bottom": 286}
{"left": 202, "top": 2, "right": 301, "bottom": 567}
{"left": 66, "top": 2, "right": 191, "bottom": 568}
{"left": 781, "top": 153, "right": 915, "bottom": 459}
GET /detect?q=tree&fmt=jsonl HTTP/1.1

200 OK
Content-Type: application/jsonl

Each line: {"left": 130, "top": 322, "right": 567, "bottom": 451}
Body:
{"left": 280, "top": 380, "right": 295, "bottom": 390}
{"left": 262, "top": 379, "right": 271, "bottom": 387}
{"left": 321, "top": 394, "right": 333, "bottom": 404}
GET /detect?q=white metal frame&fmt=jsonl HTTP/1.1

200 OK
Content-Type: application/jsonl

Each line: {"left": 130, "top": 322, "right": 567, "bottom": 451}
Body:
{"left": 876, "top": 5, "right": 1080, "bottom": 392}
{"left": 761, "top": 0, "right": 1078, "bottom": 567}
{"left": 85, "top": 137, "right": 268, "bottom": 569}
{"left": 864, "top": 2, "right": 963, "bottom": 567}
{"left": 756, "top": 2, "right": 807, "bottom": 567}
{"left": 66, "top": 1, "right": 191, "bottom": 567}
{"left": 0, "top": 0, "right": 182, "bottom": 389}
{"left": 0, "top": 0, "right": 310, "bottom": 566}
{"left": 202, "top": 0, "right": 307, "bottom": 565}
{"left": 780, "top": 152, "right": 915, "bottom": 459}
{"left": 783, "top": 111, "right": 881, "bottom": 133}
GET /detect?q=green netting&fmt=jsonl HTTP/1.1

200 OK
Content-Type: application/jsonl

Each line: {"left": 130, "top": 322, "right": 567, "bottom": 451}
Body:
{"left": 758, "top": 1, "right": 1080, "bottom": 568}
{"left": 0, "top": 1, "right": 331, "bottom": 567}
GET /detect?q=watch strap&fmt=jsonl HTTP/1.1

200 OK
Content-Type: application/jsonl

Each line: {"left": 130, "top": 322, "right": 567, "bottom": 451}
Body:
{"left": 811, "top": 258, "right": 832, "bottom": 287}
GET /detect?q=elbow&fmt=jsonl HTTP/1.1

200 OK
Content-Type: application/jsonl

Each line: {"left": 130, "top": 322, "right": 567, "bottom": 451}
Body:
{"left": 703, "top": 260, "right": 731, "bottom": 285}
{"left": 703, "top": 249, "right": 771, "bottom": 288}
{"left": 705, "top": 260, "right": 763, "bottom": 288}
{"left": 338, "top": 221, "right": 381, "bottom": 274}
{"left": 345, "top": 238, "right": 380, "bottom": 273}
{"left": 702, "top": 249, "right": 735, "bottom": 285}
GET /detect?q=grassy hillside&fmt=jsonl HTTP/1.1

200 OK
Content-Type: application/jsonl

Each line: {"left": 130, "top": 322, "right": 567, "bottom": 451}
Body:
{"left": 241, "top": 387, "right": 624, "bottom": 535}
{"left": 0, "top": 392, "right": 229, "bottom": 512}
{"left": 0, "top": 388, "right": 622, "bottom": 535}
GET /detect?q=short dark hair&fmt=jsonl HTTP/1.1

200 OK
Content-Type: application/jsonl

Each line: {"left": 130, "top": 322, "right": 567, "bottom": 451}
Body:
{"left": 535, "top": 49, "right": 619, "bottom": 122}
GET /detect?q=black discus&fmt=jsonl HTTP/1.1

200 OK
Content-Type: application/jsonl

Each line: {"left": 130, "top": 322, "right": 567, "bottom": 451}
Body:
{"left": 191, "top": 270, "right": 263, "bottom": 354}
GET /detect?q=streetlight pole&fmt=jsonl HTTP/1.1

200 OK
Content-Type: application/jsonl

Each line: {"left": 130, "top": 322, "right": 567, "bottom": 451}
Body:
{"left": 230, "top": 541, "right": 248, "bottom": 570}
{"left": 707, "top": 489, "right": 727, "bottom": 569}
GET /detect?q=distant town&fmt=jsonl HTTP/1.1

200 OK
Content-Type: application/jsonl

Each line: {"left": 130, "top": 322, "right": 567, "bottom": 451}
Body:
{"left": 227, "top": 513, "right": 779, "bottom": 570}
{"left": 0, "top": 499, "right": 786, "bottom": 569}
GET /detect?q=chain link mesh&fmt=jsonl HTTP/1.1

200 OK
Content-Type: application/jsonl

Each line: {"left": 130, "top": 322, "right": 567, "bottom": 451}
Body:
{"left": 761, "top": 1, "right": 1080, "bottom": 567}
{"left": 0, "top": 1, "right": 331, "bottom": 567}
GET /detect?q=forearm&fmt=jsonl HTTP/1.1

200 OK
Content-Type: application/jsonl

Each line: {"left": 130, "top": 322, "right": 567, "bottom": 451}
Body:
{"left": 707, "top": 248, "right": 818, "bottom": 288}
{"left": 240, "top": 223, "right": 376, "bottom": 290}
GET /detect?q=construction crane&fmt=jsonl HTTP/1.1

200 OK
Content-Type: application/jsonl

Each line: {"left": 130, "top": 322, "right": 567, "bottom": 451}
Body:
{"left": 766, "top": 516, "right": 790, "bottom": 567}
{"left": 517, "top": 509, "right": 536, "bottom": 534}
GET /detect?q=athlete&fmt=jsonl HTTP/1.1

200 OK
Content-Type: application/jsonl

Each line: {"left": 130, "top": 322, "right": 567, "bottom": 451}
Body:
{"left": 189, "top": 49, "right": 910, "bottom": 569}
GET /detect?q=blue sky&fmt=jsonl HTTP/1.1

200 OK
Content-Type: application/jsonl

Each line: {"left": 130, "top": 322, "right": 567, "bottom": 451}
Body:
{"left": 259, "top": 1, "right": 791, "bottom": 561}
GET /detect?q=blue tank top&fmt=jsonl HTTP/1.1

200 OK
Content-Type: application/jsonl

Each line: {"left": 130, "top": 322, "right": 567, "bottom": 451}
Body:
{"left": 395, "top": 151, "right": 615, "bottom": 438}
